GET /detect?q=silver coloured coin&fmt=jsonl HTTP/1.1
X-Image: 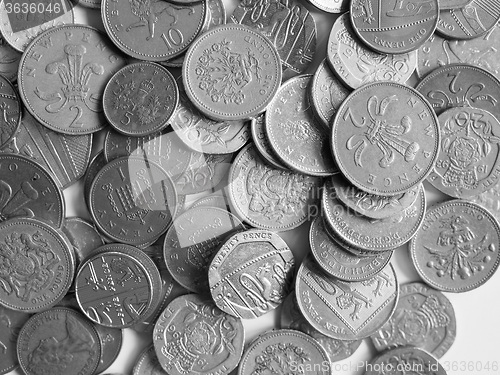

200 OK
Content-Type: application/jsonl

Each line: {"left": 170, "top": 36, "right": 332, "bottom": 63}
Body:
{"left": 251, "top": 113, "right": 288, "bottom": 170}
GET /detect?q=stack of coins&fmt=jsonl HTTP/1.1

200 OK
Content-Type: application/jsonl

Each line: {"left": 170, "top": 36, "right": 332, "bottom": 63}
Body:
{"left": 1, "top": 0, "right": 500, "bottom": 374}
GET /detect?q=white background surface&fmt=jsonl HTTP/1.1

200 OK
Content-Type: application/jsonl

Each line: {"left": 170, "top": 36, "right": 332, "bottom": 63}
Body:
{"left": 6, "top": 0, "right": 500, "bottom": 374}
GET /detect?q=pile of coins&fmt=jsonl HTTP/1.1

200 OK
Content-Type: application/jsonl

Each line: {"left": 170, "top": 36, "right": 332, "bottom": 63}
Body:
{"left": 1, "top": 0, "right": 500, "bottom": 374}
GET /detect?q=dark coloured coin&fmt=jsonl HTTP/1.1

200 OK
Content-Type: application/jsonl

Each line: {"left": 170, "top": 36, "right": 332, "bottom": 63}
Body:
{"left": 183, "top": 24, "right": 282, "bottom": 121}
{"left": 17, "top": 307, "right": 101, "bottom": 375}
{"left": 331, "top": 173, "right": 421, "bottom": 219}
{"left": 416, "top": 64, "right": 500, "bottom": 118}
{"left": 153, "top": 294, "right": 245, "bottom": 375}
{"left": 437, "top": 0, "right": 500, "bottom": 40}
{"left": 102, "top": 0, "right": 207, "bottom": 61}
{"left": 371, "top": 282, "right": 456, "bottom": 358}
{"left": 18, "top": 25, "right": 127, "bottom": 135}
{"left": 89, "top": 156, "right": 177, "bottom": 246}
{"left": 61, "top": 217, "right": 105, "bottom": 266}
{"left": 228, "top": 144, "right": 322, "bottom": 231}
{"left": 281, "top": 291, "right": 362, "bottom": 363}
{"left": 79, "top": 0, "right": 101, "bottom": 9}
{"left": 0, "top": 153, "right": 65, "bottom": 227}
{"left": 364, "top": 347, "right": 447, "bottom": 375}
{"left": 94, "top": 324, "right": 123, "bottom": 374}
{"left": 133, "top": 345, "right": 167, "bottom": 375}
{"left": 209, "top": 229, "right": 295, "bottom": 319}
{"left": 251, "top": 113, "right": 287, "bottom": 169}
{"left": 309, "top": 216, "right": 393, "bottom": 281}
{"left": 163, "top": 207, "right": 243, "bottom": 293}
{"left": 327, "top": 13, "right": 417, "bottom": 89}
{"left": 238, "top": 329, "right": 330, "bottom": 375}
{"left": 0, "top": 305, "right": 30, "bottom": 375}
{"left": 427, "top": 107, "right": 500, "bottom": 198}
{"left": 266, "top": 75, "right": 337, "bottom": 176}
{"left": 0, "top": 36, "right": 21, "bottom": 82}
{"left": 103, "top": 62, "right": 178, "bottom": 136}
{"left": 0, "top": 74, "right": 21, "bottom": 150}
{"left": 332, "top": 81, "right": 440, "bottom": 196}
{"left": 230, "top": 0, "right": 316, "bottom": 81}
{"left": 323, "top": 179, "right": 426, "bottom": 252}
{"left": 296, "top": 255, "right": 399, "bottom": 340}
{"left": 350, "top": 0, "right": 438, "bottom": 54}
{"left": 410, "top": 199, "right": 500, "bottom": 292}
{"left": 84, "top": 151, "right": 107, "bottom": 210}
{"left": 0, "top": 111, "right": 92, "bottom": 188}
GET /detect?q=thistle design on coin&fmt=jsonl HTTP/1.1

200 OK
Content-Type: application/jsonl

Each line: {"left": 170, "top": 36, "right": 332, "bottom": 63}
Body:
{"left": 35, "top": 45, "right": 104, "bottom": 116}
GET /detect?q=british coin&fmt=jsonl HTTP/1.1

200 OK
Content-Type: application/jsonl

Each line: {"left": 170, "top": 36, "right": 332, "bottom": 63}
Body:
{"left": 61, "top": 217, "right": 105, "bottom": 266}
{"left": 89, "top": 156, "right": 177, "bottom": 246}
{"left": 133, "top": 345, "right": 166, "bottom": 375}
{"left": 437, "top": 0, "right": 500, "bottom": 40}
{"left": 153, "top": 294, "right": 245, "bottom": 375}
{"left": 350, "top": 0, "right": 439, "bottom": 54}
{"left": 251, "top": 113, "right": 287, "bottom": 169}
{"left": 18, "top": 25, "right": 127, "bottom": 135}
{"left": 83, "top": 151, "right": 107, "bottom": 209}
{"left": 103, "top": 62, "right": 178, "bottom": 136}
{"left": 190, "top": 192, "right": 230, "bottom": 211}
{"left": 103, "top": 129, "right": 193, "bottom": 182}
{"left": 79, "top": 0, "right": 101, "bottom": 9}
{"left": 416, "top": 26, "right": 500, "bottom": 80}
{"left": 75, "top": 245, "right": 160, "bottom": 328}
{"left": 209, "top": 229, "right": 295, "bottom": 319}
{"left": 17, "top": 307, "right": 101, "bottom": 375}
{"left": 266, "top": 75, "right": 337, "bottom": 176}
{"left": 94, "top": 324, "right": 123, "bottom": 374}
{"left": 0, "top": 153, "right": 65, "bottom": 227}
{"left": 102, "top": 0, "right": 207, "bottom": 61}
{"left": 0, "top": 305, "right": 31, "bottom": 375}
{"left": 0, "top": 35, "right": 21, "bottom": 82}
{"left": 0, "top": 0, "right": 74, "bottom": 52}
{"left": 416, "top": 64, "right": 500, "bottom": 118}
{"left": 0, "top": 74, "right": 21, "bottom": 150}
{"left": 309, "top": 216, "right": 393, "bottom": 281}
{"left": 0, "top": 218, "right": 75, "bottom": 312}
{"left": 296, "top": 255, "right": 399, "bottom": 340}
{"left": 0, "top": 111, "right": 92, "bottom": 188}
{"left": 305, "top": 0, "right": 348, "bottom": 13}
{"left": 175, "top": 152, "right": 232, "bottom": 195}
{"left": 228, "top": 144, "right": 322, "bottom": 231}
{"left": 238, "top": 329, "right": 331, "bottom": 375}
{"left": 410, "top": 199, "right": 500, "bottom": 293}
{"left": 470, "top": 182, "right": 500, "bottom": 222}
{"left": 427, "top": 107, "right": 500, "bottom": 199}
{"left": 439, "top": 0, "right": 473, "bottom": 9}
{"left": 171, "top": 79, "right": 251, "bottom": 154}
{"left": 182, "top": 24, "right": 282, "bottom": 121}
{"left": 323, "top": 179, "right": 426, "bottom": 252}
{"left": 281, "top": 291, "right": 362, "bottom": 363}
{"left": 332, "top": 81, "right": 440, "bottom": 196}
{"left": 163, "top": 206, "right": 244, "bottom": 294}
{"left": 370, "top": 282, "right": 456, "bottom": 358}
{"left": 327, "top": 13, "right": 417, "bottom": 89}
{"left": 230, "top": 0, "right": 316, "bottom": 81}
{"left": 331, "top": 173, "right": 421, "bottom": 219}
{"left": 310, "top": 59, "right": 350, "bottom": 128}
{"left": 364, "top": 347, "right": 447, "bottom": 375}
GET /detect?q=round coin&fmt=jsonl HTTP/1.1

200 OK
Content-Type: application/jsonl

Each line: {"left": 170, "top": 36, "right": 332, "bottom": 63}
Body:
{"left": 84, "top": 151, "right": 107, "bottom": 210}
{"left": 416, "top": 64, "right": 500, "bottom": 118}
{"left": 266, "top": 75, "right": 337, "bottom": 176}
{"left": 0, "top": 74, "right": 21, "bottom": 150}
{"left": 427, "top": 107, "right": 500, "bottom": 199}
{"left": 17, "top": 307, "right": 101, "bottom": 375}
{"left": 370, "top": 282, "right": 456, "bottom": 358}
{"left": 89, "top": 156, "right": 177, "bottom": 246}
{"left": 296, "top": 255, "right": 399, "bottom": 340}
{"left": 209, "top": 229, "right": 295, "bottom": 319}
{"left": 18, "top": 25, "right": 127, "bottom": 135}
{"left": 228, "top": 144, "right": 322, "bottom": 231}
{"left": 440, "top": 0, "right": 473, "bottom": 9}
{"left": 309, "top": 216, "right": 393, "bottom": 281}
{"left": 133, "top": 345, "right": 166, "bottom": 375}
{"left": 0, "top": 154, "right": 65, "bottom": 227}
{"left": 365, "top": 347, "right": 447, "bottom": 375}
{"left": 332, "top": 81, "right": 440, "bottom": 196}
{"left": 79, "top": 0, "right": 101, "bottom": 9}
{"left": 0, "top": 36, "right": 21, "bottom": 82}
{"left": 94, "top": 324, "right": 123, "bottom": 374}
{"left": 350, "top": 0, "right": 438, "bottom": 54}
{"left": 250, "top": 113, "right": 288, "bottom": 169}
{"left": 183, "top": 24, "right": 282, "bottom": 121}
{"left": 103, "top": 62, "right": 178, "bottom": 136}
{"left": 61, "top": 217, "right": 105, "bottom": 266}
{"left": 163, "top": 206, "right": 243, "bottom": 294}
{"left": 238, "top": 329, "right": 331, "bottom": 375}
{"left": 410, "top": 199, "right": 500, "bottom": 292}
{"left": 305, "top": 0, "right": 348, "bottom": 13}
{"left": 0, "top": 306, "right": 31, "bottom": 375}
{"left": 101, "top": 0, "right": 207, "bottom": 61}
{"left": 328, "top": 13, "right": 417, "bottom": 89}
{"left": 153, "top": 294, "right": 245, "bottom": 375}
